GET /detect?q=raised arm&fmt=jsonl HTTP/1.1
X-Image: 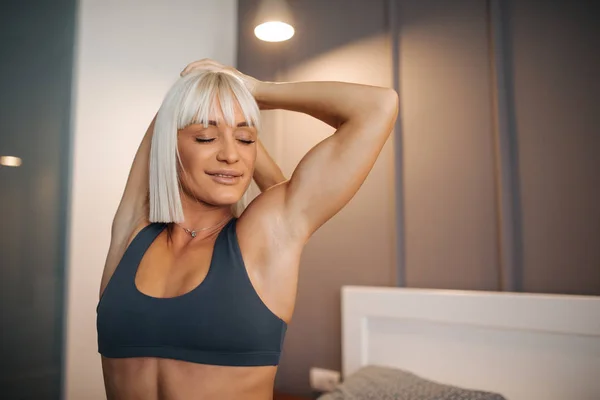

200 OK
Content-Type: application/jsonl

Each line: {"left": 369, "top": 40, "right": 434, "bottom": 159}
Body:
{"left": 254, "top": 80, "right": 398, "bottom": 239}
{"left": 110, "top": 115, "right": 155, "bottom": 243}
{"left": 181, "top": 59, "right": 398, "bottom": 241}
{"left": 100, "top": 115, "right": 155, "bottom": 299}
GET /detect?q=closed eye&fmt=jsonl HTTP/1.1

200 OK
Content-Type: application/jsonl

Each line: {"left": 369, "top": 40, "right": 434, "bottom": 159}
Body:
{"left": 195, "top": 138, "right": 215, "bottom": 143}
{"left": 238, "top": 139, "right": 255, "bottom": 145}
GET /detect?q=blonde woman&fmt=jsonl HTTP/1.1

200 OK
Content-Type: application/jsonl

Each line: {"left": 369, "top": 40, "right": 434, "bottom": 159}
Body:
{"left": 97, "top": 59, "right": 398, "bottom": 400}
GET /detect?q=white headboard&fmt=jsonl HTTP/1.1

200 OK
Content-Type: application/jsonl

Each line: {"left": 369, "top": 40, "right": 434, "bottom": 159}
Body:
{"left": 342, "top": 286, "right": 600, "bottom": 400}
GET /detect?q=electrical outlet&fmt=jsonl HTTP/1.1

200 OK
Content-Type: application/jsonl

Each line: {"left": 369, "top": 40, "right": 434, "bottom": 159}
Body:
{"left": 309, "top": 367, "right": 341, "bottom": 392}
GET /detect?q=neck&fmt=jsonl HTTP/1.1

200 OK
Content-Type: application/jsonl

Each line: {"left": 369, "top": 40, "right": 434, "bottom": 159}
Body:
{"left": 178, "top": 193, "right": 234, "bottom": 231}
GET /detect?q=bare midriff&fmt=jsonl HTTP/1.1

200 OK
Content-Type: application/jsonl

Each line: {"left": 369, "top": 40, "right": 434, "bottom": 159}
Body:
{"left": 102, "top": 356, "right": 277, "bottom": 400}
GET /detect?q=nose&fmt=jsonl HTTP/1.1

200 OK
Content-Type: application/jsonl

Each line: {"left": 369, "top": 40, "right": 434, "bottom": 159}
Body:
{"left": 216, "top": 135, "right": 240, "bottom": 164}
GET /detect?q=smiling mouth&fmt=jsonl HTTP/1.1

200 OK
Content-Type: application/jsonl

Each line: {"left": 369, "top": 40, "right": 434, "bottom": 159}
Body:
{"left": 206, "top": 172, "right": 242, "bottom": 177}
{"left": 206, "top": 172, "right": 242, "bottom": 185}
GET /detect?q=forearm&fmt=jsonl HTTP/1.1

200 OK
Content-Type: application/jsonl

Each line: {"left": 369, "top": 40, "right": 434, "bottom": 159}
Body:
{"left": 254, "top": 81, "right": 397, "bottom": 129}
{"left": 253, "top": 139, "right": 286, "bottom": 192}
{"left": 111, "top": 113, "right": 157, "bottom": 239}
{"left": 114, "top": 115, "right": 155, "bottom": 220}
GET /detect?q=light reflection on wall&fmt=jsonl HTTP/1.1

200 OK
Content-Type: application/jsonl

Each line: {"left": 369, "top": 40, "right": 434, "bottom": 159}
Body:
{"left": 0, "top": 156, "right": 22, "bottom": 167}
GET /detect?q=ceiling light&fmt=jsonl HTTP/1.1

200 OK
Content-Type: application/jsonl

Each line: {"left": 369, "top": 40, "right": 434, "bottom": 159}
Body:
{"left": 254, "top": 21, "right": 295, "bottom": 42}
{"left": 254, "top": 0, "right": 295, "bottom": 42}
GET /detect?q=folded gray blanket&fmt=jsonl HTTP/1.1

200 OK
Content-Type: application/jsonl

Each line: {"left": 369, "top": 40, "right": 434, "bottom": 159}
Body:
{"left": 317, "top": 365, "right": 507, "bottom": 400}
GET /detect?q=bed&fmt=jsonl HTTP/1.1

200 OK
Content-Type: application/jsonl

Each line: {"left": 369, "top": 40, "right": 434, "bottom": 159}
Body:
{"left": 329, "top": 286, "right": 600, "bottom": 400}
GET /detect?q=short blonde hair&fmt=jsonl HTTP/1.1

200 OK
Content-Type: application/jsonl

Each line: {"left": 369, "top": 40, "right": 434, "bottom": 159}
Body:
{"left": 149, "top": 70, "right": 260, "bottom": 223}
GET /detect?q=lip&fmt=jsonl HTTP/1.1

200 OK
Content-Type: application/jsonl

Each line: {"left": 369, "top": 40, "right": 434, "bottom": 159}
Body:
{"left": 206, "top": 169, "right": 243, "bottom": 177}
{"left": 206, "top": 170, "right": 243, "bottom": 185}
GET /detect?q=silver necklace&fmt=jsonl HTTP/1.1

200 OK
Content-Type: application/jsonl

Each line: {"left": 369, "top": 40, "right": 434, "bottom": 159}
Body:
{"left": 176, "top": 216, "right": 231, "bottom": 238}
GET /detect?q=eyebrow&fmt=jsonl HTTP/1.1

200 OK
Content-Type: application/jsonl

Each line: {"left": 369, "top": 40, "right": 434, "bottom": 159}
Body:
{"left": 206, "top": 120, "right": 251, "bottom": 128}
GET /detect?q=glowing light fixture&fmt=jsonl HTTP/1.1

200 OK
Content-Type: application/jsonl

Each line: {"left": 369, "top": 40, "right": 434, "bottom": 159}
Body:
{"left": 0, "top": 156, "right": 22, "bottom": 167}
{"left": 255, "top": 21, "right": 294, "bottom": 42}
{"left": 254, "top": 0, "right": 294, "bottom": 42}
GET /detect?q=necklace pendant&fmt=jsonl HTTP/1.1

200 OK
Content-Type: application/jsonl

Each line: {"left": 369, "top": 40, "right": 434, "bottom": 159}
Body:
{"left": 190, "top": 230, "right": 197, "bottom": 238}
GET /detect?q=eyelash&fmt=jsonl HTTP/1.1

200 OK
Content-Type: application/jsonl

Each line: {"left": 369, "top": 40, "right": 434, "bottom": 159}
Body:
{"left": 195, "top": 138, "right": 255, "bottom": 145}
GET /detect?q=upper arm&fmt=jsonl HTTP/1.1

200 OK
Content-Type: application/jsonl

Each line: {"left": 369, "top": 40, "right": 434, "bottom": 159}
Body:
{"left": 100, "top": 116, "right": 156, "bottom": 298}
{"left": 282, "top": 88, "right": 398, "bottom": 238}
{"left": 243, "top": 89, "right": 398, "bottom": 244}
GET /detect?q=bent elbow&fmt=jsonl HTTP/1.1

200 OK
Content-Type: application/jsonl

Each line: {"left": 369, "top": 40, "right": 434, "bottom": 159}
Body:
{"left": 376, "top": 88, "right": 399, "bottom": 126}
{"left": 383, "top": 88, "right": 399, "bottom": 115}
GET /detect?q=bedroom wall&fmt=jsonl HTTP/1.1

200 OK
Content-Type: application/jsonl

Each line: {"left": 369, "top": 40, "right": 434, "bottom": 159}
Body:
{"left": 507, "top": 0, "right": 599, "bottom": 295}
{"left": 399, "top": 0, "right": 599, "bottom": 296}
{"left": 64, "top": 1, "right": 237, "bottom": 398}
{"left": 239, "top": 0, "right": 600, "bottom": 396}
{"left": 398, "top": 0, "right": 501, "bottom": 291}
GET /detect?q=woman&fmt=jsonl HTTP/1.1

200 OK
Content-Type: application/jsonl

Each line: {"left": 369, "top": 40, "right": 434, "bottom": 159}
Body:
{"left": 97, "top": 58, "right": 398, "bottom": 400}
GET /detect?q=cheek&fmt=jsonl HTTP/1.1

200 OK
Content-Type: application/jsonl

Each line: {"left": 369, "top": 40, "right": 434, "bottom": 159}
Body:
{"left": 177, "top": 139, "right": 192, "bottom": 162}
{"left": 178, "top": 141, "right": 208, "bottom": 170}
{"left": 241, "top": 146, "right": 257, "bottom": 170}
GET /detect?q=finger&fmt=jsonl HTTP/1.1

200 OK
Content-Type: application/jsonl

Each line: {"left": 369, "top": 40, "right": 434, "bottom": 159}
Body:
{"left": 181, "top": 65, "right": 223, "bottom": 77}
{"left": 181, "top": 63, "right": 207, "bottom": 76}
{"left": 181, "top": 59, "right": 222, "bottom": 76}
{"left": 182, "top": 62, "right": 203, "bottom": 76}
{"left": 181, "top": 60, "right": 206, "bottom": 75}
{"left": 190, "top": 59, "right": 219, "bottom": 69}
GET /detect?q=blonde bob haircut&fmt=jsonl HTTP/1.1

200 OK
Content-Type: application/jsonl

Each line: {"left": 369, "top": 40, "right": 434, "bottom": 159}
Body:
{"left": 149, "top": 70, "right": 260, "bottom": 223}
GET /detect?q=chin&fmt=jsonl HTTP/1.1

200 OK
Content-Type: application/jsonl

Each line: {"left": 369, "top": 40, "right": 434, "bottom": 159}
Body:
{"left": 190, "top": 177, "right": 250, "bottom": 207}
{"left": 206, "top": 189, "right": 245, "bottom": 207}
